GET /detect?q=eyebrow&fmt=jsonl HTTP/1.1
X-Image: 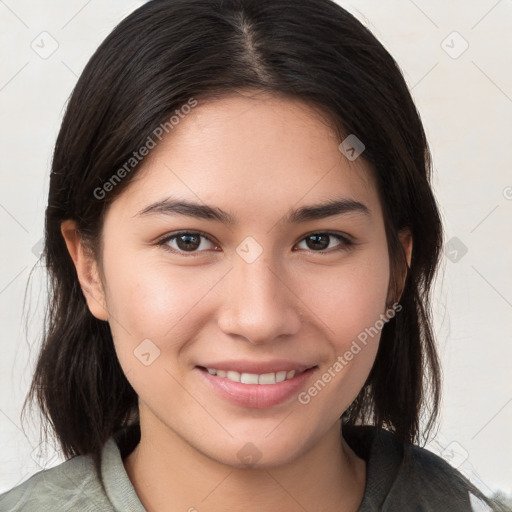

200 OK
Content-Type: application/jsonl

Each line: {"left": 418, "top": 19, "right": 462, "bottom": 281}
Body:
{"left": 134, "top": 196, "right": 371, "bottom": 224}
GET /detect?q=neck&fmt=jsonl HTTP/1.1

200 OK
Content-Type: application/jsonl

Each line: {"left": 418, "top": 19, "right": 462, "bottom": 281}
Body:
{"left": 123, "top": 409, "right": 366, "bottom": 512}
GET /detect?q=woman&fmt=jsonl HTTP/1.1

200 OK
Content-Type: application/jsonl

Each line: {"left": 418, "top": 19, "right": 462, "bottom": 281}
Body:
{"left": 0, "top": 0, "right": 499, "bottom": 510}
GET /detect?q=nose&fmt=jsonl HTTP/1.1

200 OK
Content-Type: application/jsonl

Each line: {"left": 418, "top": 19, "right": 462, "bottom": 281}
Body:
{"left": 217, "top": 254, "right": 302, "bottom": 345}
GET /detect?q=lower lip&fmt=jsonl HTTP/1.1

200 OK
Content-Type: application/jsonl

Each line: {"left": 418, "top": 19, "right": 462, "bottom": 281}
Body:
{"left": 196, "top": 367, "right": 317, "bottom": 409}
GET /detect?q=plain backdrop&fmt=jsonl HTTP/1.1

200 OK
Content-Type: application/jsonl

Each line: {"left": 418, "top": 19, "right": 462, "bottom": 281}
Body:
{"left": 0, "top": 0, "right": 511, "bottom": 499}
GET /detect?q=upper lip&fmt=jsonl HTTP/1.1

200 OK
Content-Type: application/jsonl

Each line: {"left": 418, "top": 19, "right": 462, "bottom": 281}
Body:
{"left": 197, "top": 359, "right": 316, "bottom": 374}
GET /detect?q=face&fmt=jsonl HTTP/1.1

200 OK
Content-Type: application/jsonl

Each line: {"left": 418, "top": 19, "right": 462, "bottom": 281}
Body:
{"left": 64, "top": 90, "right": 411, "bottom": 468}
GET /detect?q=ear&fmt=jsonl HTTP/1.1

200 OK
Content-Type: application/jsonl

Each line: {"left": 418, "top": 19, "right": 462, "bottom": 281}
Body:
{"left": 398, "top": 228, "right": 413, "bottom": 269}
{"left": 387, "top": 228, "right": 413, "bottom": 307}
{"left": 60, "top": 219, "right": 109, "bottom": 321}
{"left": 395, "top": 228, "right": 413, "bottom": 303}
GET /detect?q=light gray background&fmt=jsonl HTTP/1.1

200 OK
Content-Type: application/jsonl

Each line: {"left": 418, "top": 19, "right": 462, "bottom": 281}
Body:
{"left": 1, "top": 0, "right": 511, "bottom": 500}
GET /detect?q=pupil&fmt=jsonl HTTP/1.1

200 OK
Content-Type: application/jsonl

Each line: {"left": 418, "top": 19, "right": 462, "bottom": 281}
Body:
{"left": 178, "top": 234, "right": 200, "bottom": 251}
{"left": 308, "top": 234, "right": 328, "bottom": 250}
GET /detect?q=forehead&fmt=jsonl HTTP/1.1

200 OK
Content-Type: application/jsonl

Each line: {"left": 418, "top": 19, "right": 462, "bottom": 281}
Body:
{"left": 108, "top": 91, "right": 381, "bottom": 225}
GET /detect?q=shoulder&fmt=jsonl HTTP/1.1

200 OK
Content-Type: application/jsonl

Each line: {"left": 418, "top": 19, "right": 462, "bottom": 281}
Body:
{"left": 344, "top": 425, "right": 493, "bottom": 512}
{"left": 0, "top": 450, "right": 112, "bottom": 512}
{"left": 399, "top": 438, "right": 475, "bottom": 507}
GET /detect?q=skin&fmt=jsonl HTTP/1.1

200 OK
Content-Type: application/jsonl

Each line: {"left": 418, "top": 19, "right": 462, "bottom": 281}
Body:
{"left": 62, "top": 89, "right": 412, "bottom": 512}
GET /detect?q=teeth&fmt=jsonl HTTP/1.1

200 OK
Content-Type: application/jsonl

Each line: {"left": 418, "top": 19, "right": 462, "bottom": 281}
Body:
{"left": 205, "top": 368, "right": 298, "bottom": 384}
{"left": 276, "top": 370, "right": 287, "bottom": 382}
{"left": 226, "top": 371, "right": 241, "bottom": 382}
{"left": 258, "top": 372, "right": 276, "bottom": 384}
{"left": 241, "top": 372, "right": 259, "bottom": 384}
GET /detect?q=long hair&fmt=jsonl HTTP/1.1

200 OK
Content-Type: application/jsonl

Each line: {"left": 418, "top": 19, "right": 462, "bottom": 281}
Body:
{"left": 24, "top": 0, "right": 443, "bottom": 479}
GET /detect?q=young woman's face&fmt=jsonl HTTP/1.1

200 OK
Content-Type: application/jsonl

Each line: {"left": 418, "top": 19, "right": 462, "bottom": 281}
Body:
{"left": 80, "top": 91, "right": 409, "bottom": 467}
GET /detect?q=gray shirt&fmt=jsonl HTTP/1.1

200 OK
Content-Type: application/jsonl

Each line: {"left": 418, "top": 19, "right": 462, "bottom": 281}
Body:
{"left": 0, "top": 423, "right": 493, "bottom": 511}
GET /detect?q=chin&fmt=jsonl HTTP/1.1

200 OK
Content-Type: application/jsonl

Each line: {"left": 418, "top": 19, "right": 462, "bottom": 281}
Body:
{"left": 197, "top": 428, "right": 315, "bottom": 470}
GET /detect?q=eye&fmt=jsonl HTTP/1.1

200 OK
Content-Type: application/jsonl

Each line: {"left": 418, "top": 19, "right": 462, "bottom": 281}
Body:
{"left": 157, "top": 230, "right": 219, "bottom": 255}
{"left": 295, "top": 231, "right": 354, "bottom": 253}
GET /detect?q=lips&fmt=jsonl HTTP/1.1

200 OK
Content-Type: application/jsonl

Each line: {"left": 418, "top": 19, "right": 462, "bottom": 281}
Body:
{"left": 195, "top": 361, "right": 318, "bottom": 408}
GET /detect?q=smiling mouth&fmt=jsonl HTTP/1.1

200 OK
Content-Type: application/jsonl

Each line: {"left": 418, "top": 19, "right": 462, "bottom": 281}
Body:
{"left": 197, "top": 366, "right": 316, "bottom": 385}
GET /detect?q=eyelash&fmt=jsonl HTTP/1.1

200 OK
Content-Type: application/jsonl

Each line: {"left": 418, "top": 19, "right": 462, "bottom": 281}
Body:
{"left": 155, "top": 230, "right": 355, "bottom": 257}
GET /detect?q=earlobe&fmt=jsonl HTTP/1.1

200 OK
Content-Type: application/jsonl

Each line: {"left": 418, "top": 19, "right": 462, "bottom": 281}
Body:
{"left": 60, "top": 219, "right": 109, "bottom": 321}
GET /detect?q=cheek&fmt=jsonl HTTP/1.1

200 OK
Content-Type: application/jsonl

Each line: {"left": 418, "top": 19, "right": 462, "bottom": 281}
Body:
{"left": 304, "top": 245, "right": 390, "bottom": 341}
{"left": 101, "top": 246, "right": 225, "bottom": 353}
{"left": 300, "top": 246, "right": 389, "bottom": 398}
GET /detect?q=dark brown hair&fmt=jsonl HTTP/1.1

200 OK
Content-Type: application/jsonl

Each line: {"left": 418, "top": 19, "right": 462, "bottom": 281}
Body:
{"left": 24, "top": 0, "right": 444, "bottom": 481}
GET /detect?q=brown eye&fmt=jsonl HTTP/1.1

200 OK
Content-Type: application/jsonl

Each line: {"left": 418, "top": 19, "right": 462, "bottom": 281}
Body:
{"left": 175, "top": 233, "right": 201, "bottom": 251}
{"left": 296, "top": 232, "right": 353, "bottom": 253}
{"left": 158, "top": 231, "right": 217, "bottom": 255}
{"left": 305, "top": 234, "right": 330, "bottom": 250}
